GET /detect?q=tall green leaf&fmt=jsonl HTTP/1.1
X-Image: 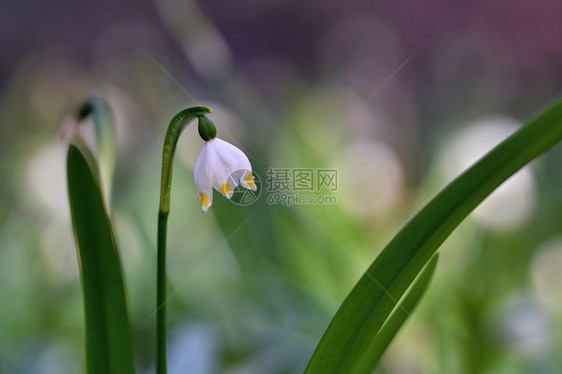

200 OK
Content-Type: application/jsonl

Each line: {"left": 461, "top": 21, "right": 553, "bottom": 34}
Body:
{"left": 355, "top": 254, "right": 438, "bottom": 374}
{"left": 305, "top": 97, "right": 562, "bottom": 373}
{"left": 67, "top": 142, "right": 135, "bottom": 374}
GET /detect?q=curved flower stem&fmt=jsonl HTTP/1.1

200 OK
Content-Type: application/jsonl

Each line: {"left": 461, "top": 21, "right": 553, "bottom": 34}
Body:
{"left": 156, "top": 106, "right": 212, "bottom": 374}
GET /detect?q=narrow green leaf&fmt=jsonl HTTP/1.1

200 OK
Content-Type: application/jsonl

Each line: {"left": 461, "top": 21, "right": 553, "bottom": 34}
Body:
{"left": 355, "top": 254, "right": 439, "bottom": 374}
{"left": 305, "top": 97, "right": 562, "bottom": 374}
{"left": 67, "top": 143, "right": 135, "bottom": 374}
{"left": 77, "top": 96, "right": 116, "bottom": 205}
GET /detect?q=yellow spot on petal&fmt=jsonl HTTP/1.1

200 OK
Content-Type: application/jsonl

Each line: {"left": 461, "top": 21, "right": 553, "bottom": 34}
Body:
{"left": 200, "top": 192, "right": 210, "bottom": 208}
{"left": 246, "top": 172, "right": 255, "bottom": 188}
{"left": 221, "top": 183, "right": 232, "bottom": 197}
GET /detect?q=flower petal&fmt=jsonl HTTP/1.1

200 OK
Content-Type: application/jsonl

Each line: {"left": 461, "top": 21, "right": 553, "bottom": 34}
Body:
{"left": 240, "top": 170, "right": 257, "bottom": 191}
{"left": 207, "top": 150, "right": 235, "bottom": 198}
{"left": 194, "top": 143, "right": 212, "bottom": 189}
{"left": 193, "top": 138, "right": 255, "bottom": 209}
{"left": 209, "top": 138, "right": 253, "bottom": 194}
{"left": 193, "top": 143, "right": 215, "bottom": 211}
{"left": 198, "top": 190, "right": 213, "bottom": 212}
{"left": 212, "top": 138, "right": 252, "bottom": 171}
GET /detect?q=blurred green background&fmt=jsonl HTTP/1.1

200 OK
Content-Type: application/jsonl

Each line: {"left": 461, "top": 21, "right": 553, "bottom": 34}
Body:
{"left": 1, "top": 0, "right": 562, "bottom": 373}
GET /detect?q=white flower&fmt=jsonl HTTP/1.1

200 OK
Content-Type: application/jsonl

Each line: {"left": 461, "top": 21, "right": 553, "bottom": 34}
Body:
{"left": 193, "top": 138, "right": 256, "bottom": 212}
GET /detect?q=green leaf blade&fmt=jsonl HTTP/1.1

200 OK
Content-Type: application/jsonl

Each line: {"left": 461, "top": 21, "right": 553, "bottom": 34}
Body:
{"left": 305, "top": 98, "right": 562, "bottom": 373}
{"left": 67, "top": 144, "right": 135, "bottom": 374}
{"left": 356, "top": 254, "right": 439, "bottom": 374}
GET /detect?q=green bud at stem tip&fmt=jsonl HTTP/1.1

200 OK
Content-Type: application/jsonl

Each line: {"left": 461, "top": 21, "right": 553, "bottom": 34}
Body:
{"left": 198, "top": 115, "right": 217, "bottom": 141}
{"left": 77, "top": 95, "right": 105, "bottom": 120}
{"left": 78, "top": 102, "right": 94, "bottom": 120}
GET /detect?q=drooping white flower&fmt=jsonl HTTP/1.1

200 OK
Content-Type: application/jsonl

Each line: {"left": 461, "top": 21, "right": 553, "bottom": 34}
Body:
{"left": 193, "top": 137, "right": 256, "bottom": 212}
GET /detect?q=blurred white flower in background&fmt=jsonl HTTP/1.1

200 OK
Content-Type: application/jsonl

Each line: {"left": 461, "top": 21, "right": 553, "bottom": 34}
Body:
{"left": 23, "top": 143, "right": 78, "bottom": 281}
{"left": 24, "top": 143, "right": 69, "bottom": 220}
{"left": 531, "top": 238, "right": 562, "bottom": 312}
{"left": 437, "top": 117, "right": 538, "bottom": 231}
{"left": 167, "top": 323, "right": 219, "bottom": 374}
{"left": 497, "top": 296, "right": 552, "bottom": 358}
{"left": 333, "top": 139, "right": 404, "bottom": 216}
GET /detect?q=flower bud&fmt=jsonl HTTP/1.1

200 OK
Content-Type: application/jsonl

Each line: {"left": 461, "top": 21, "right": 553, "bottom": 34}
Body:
{"left": 197, "top": 115, "right": 216, "bottom": 141}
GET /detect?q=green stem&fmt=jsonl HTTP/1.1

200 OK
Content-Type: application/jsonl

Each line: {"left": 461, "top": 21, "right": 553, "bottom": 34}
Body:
{"left": 156, "top": 106, "right": 211, "bottom": 374}
{"left": 156, "top": 211, "right": 168, "bottom": 374}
